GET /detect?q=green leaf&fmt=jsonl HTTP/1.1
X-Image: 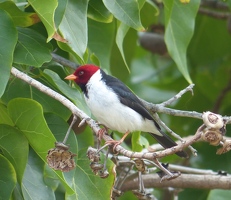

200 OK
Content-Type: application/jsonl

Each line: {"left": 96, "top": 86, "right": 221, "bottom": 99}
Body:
{"left": 163, "top": 0, "right": 200, "bottom": 83}
{"left": 58, "top": 0, "right": 88, "bottom": 59}
{"left": 207, "top": 189, "right": 231, "bottom": 200}
{"left": 0, "top": 103, "right": 14, "bottom": 126}
{"left": 111, "top": 27, "right": 137, "bottom": 80}
{"left": 0, "top": 124, "right": 28, "bottom": 183}
{"left": 102, "top": 0, "right": 144, "bottom": 30}
{"left": 7, "top": 98, "right": 74, "bottom": 194}
{"left": 131, "top": 131, "right": 143, "bottom": 152}
{"left": 0, "top": 154, "right": 17, "bottom": 200}
{"left": 42, "top": 69, "right": 87, "bottom": 113}
{"left": 0, "top": 1, "right": 39, "bottom": 27}
{"left": 28, "top": 0, "right": 58, "bottom": 41}
{"left": 0, "top": 9, "right": 17, "bottom": 97}
{"left": 132, "top": 131, "right": 149, "bottom": 152}
{"left": 88, "top": 18, "right": 115, "bottom": 71}
{"left": 46, "top": 113, "right": 115, "bottom": 199}
{"left": 67, "top": 149, "right": 115, "bottom": 200}
{"left": 7, "top": 98, "right": 56, "bottom": 162}
{"left": 116, "top": 23, "right": 130, "bottom": 71}
{"left": 13, "top": 27, "right": 52, "bottom": 67}
{"left": 22, "top": 149, "right": 55, "bottom": 200}
{"left": 2, "top": 77, "right": 71, "bottom": 120}
{"left": 115, "top": 0, "right": 146, "bottom": 71}
{"left": 88, "top": 0, "right": 113, "bottom": 23}
{"left": 54, "top": 0, "right": 67, "bottom": 28}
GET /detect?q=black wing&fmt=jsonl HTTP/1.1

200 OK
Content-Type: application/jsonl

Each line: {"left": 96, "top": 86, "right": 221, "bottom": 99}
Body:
{"left": 101, "top": 69, "right": 160, "bottom": 127}
{"left": 101, "top": 70, "right": 188, "bottom": 158}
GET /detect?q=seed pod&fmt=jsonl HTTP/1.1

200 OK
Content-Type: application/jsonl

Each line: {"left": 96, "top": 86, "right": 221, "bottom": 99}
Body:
{"left": 202, "top": 111, "right": 224, "bottom": 129}
{"left": 201, "top": 128, "right": 223, "bottom": 146}
{"left": 216, "top": 139, "right": 231, "bottom": 154}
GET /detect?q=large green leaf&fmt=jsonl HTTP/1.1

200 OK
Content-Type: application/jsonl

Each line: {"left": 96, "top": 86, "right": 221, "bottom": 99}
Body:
{"left": 0, "top": 1, "right": 39, "bottom": 27}
{"left": 102, "top": 0, "right": 144, "bottom": 30}
{"left": 111, "top": 28, "right": 137, "bottom": 81}
{"left": 42, "top": 69, "right": 84, "bottom": 109}
{"left": 13, "top": 27, "right": 52, "bottom": 67}
{"left": 67, "top": 149, "right": 115, "bottom": 200}
{"left": 21, "top": 149, "right": 55, "bottom": 200}
{"left": 163, "top": 0, "right": 200, "bottom": 83}
{"left": 88, "top": 18, "right": 115, "bottom": 71}
{"left": 2, "top": 77, "right": 71, "bottom": 120}
{"left": 45, "top": 113, "right": 115, "bottom": 199}
{"left": 207, "top": 189, "right": 231, "bottom": 200}
{"left": 0, "top": 103, "right": 14, "bottom": 126}
{"left": 0, "top": 124, "right": 28, "bottom": 183}
{"left": 7, "top": 98, "right": 74, "bottom": 194}
{"left": 7, "top": 98, "right": 57, "bottom": 162}
{"left": 58, "top": 0, "right": 88, "bottom": 59}
{"left": 0, "top": 9, "right": 17, "bottom": 97}
{"left": 88, "top": 0, "right": 113, "bottom": 23}
{"left": 0, "top": 154, "right": 17, "bottom": 200}
{"left": 116, "top": 23, "right": 130, "bottom": 71}
{"left": 28, "top": 0, "right": 57, "bottom": 41}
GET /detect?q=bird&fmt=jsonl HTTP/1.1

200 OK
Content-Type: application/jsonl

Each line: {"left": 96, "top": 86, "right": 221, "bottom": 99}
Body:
{"left": 65, "top": 64, "right": 187, "bottom": 158}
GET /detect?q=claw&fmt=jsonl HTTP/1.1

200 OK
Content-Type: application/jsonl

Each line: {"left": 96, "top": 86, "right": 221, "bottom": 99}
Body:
{"left": 105, "top": 131, "right": 130, "bottom": 152}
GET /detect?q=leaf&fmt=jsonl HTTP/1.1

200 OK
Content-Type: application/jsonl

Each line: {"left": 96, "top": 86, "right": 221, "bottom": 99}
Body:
{"left": 0, "top": 124, "right": 28, "bottom": 183}
{"left": 114, "top": 0, "right": 146, "bottom": 72}
{"left": 21, "top": 149, "right": 55, "bottom": 200}
{"left": 102, "top": 0, "right": 144, "bottom": 30}
{"left": 132, "top": 131, "right": 149, "bottom": 152}
{"left": 116, "top": 23, "right": 130, "bottom": 72}
{"left": 0, "top": 154, "right": 17, "bottom": 200}
{"left": 7, "top": 98, "right": 74, "bottom": 194}
{"left": 46, "top": 113, "right": 115, "bottom": 199}
{"left": 0, "top": 103, "right": 14, "bottom": 126}
{"left": 0, "top": 1, "right": 40, "bottom": 27}
{"left": 88, "top": 0, "right": 113, "bottom": 23}
{"left": 43, "top": 69, "right": 82, "bottom": 105}
{"left": 54, "top": 0, "right": 67, "bottom": 28}
{"left": 7, "top": 98, "right": 56, "bottom": 162}
{"left": 1, "top": 78, "right": 71, "bottom": 120}
{"left": 207, "top": 189, "right": 231, "bottom": 200}
{"left": 42, "top": 69, "right": 88, "bottom": 114}
{"left": 67, "top": 149, "right": 115, "bottom": 200}
{"left": 88, "top": 18, "right": 115, "bottom": 71}
{"left": 13, "top": 27, "right": 53, "bottom": 67}
{"left": 58, "top": 0, "right": 88, "bottom": 59}
{"left": 163, "top": 0, "right": 200, "bottom": 83}
{"left": 131, "top": 131, "right": 143, "bottom": 152}
{"left": 111, "top": 27, "right": 137, "bottom": 80}
{"left": 28, "top": 0, "right": 58, "bottom": 41}
{"left": 0, "top": 9, "right": 17, "bottom": 97}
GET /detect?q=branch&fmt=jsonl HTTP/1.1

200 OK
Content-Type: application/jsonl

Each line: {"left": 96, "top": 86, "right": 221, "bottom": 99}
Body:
{"left": 121, "top": 173, "right": 231, "bottom": 191}
{"left": 11, "top": 67, "right": 231, "bottom": 192}
{"left": 51, "top": 53, "right": 79, "bottom": 69}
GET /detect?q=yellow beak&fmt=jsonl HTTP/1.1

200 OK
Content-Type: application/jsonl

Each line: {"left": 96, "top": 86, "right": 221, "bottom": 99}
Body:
{"left": 65, "top": 74, "right": 77, "bottom": 80}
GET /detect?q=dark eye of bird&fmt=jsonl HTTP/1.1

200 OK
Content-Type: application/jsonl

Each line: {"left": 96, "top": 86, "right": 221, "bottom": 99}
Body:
{"left": 79, "top": 71, "right": 84, "bottom": 76}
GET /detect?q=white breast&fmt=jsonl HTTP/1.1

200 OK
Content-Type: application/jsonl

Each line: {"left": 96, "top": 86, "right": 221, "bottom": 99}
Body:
{"left": 84, "top": 70, "right": 161, "bottom": 135}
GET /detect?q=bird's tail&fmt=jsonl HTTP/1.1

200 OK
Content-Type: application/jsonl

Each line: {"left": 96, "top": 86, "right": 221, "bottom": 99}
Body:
{"left": 149, "top": 131, "right": 188, "bottom": 158}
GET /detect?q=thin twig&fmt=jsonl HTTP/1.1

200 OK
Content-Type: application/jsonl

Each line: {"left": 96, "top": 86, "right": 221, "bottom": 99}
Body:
{"left": 51, "top": 53, "right": 80, "bottom": 69}
{"left": 158, "top": 84, "right": 194, "bottom": 107}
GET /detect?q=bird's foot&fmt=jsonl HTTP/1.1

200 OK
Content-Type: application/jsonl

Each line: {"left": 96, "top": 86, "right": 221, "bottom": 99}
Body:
{"left": 105, "top": 131, "right": 130, "bottom": 152}
{"left": 97, "top": 127, "right": 107, "bottom": 141}
{"left": 105, "top": 139, "right": 123, "bottom": 152}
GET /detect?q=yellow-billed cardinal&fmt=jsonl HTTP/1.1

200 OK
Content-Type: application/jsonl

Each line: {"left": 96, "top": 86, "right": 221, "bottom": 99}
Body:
{"left": 65, "top": 64, "right": 187, "bottom": 158}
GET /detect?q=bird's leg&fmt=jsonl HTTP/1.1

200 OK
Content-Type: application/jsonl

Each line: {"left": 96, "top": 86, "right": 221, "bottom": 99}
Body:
{"left": 106, "top": 131, "right": 130, "bottom": 152}
{"left": 97, "top": 127, "right": 107, "bottom": 140}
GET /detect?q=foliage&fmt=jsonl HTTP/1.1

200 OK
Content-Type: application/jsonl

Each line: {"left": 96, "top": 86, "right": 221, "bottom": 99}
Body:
{"left": 0, "top": 0, "right": 231, "bottom": 199}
